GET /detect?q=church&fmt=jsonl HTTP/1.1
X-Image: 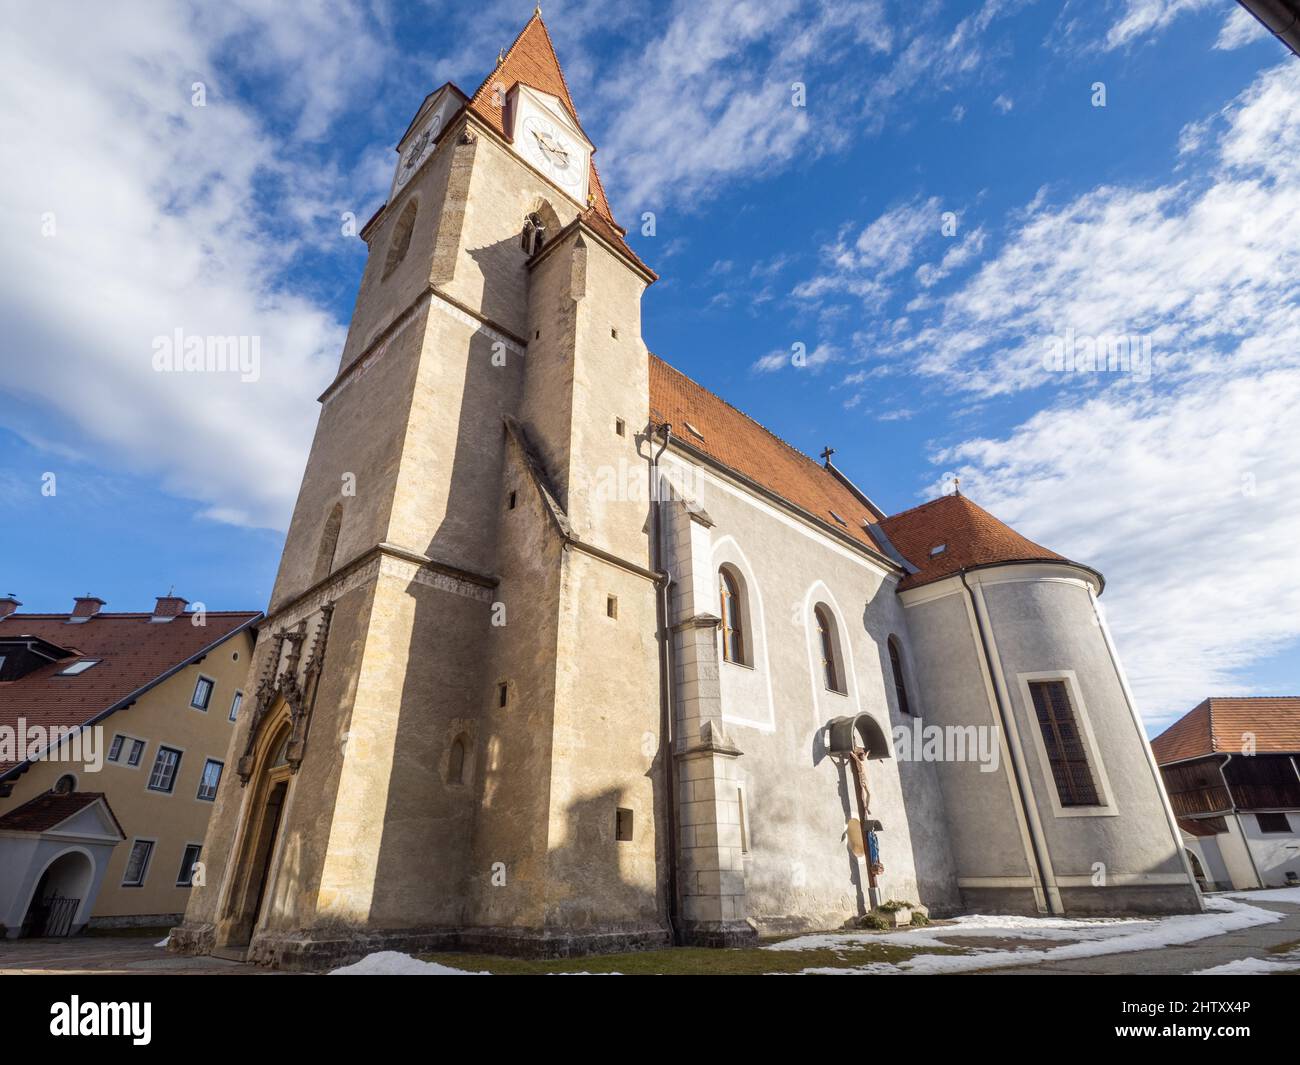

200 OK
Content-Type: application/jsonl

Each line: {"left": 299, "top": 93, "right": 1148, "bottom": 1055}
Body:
{"left": 171, "top": 12, "right": 1200, "bottom": 969}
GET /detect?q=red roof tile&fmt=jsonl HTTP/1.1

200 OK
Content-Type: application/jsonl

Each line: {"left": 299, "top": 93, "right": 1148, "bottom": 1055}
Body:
{"left": 0, "top": 790, "right": 123, "bottom": 837}
{"left": 1151, "top": 697, "right": 1300, "bottom": 764}
{"left": 0, "top": 610, "right": 259, "bottom": 776}
{"left": 876, "top": 493, "right": 1083, "bottom": 591}
{"left": 648, "top": 356, "right": 892, "bottom": 564}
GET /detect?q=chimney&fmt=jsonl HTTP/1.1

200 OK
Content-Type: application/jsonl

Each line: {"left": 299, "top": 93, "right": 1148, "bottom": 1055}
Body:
{"left": 69, "top": 595, "right": 106, "bottom": 622}
{"left": 0, "top": 594, "right": 20, "bottom": 620}
{"left": 152, "top": 594, "right": 189, "bottom": 622}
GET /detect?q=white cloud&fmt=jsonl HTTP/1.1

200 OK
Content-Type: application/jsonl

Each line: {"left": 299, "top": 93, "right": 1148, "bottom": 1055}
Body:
{"left": 910, "top": 64, "right": 1300, "bottom": 721}
{"left": 1215, "top": 6, "right": 1270, "bottom": 50}
{"left": 1103, "top": 0, "right": 1217, "bottom": 51}
{"left": 992, "top": 93, "right": 1014, "bottom": 113}
{"left": 0, "top": 2, "right": 391, "bottom": 529}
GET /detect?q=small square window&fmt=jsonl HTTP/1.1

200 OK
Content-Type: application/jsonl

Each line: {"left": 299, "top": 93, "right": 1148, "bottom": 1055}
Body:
{"left": 615, "top": 807, "right": 633, "bottom": 842}
{"left": 191, "top": 676, "right": 214, "bottom": 711}
{"left": 498, "top": 682, "right": 509, "bottom": 708}
{"left": 197, "top": 759, "right": 224, "bottom": 802}
{"left": 615, "top": 418, "right": 626, "bottom": 437}
{"left": 122, "top": 839, "right": 154, "bottom": 887}
{"left": 148, "top": 746, "right": 182, "bottom": 793}
{"left": 57, "top": 659, "right": 100, "bottom": 676}
{"left": 127, "top": 738, "right": 145, "bottom": 767}
{"left": 177, "top": 843, "right": 202, "bottom": 887}
{"left": 1257, "top": 812, "right": 1292, "bottom": 834}
{"left": 229, "top": 691, "right": 242, "bottom": 722}
{"left": 611, "top": 327, "right": 619, "bottom": 339}
{"left": 607, "top": 595, "right": 618, "bottom": 619}
{"left": 107, "top": 735, "right": 124, "bottom": 763}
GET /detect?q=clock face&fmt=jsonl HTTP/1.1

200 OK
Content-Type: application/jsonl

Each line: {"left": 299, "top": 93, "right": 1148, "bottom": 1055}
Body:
{"left": 394, "top": 108, "right": 444, "bottom": 192}
{"left": 522, "top": 114, "right": 584, "bottom": 192}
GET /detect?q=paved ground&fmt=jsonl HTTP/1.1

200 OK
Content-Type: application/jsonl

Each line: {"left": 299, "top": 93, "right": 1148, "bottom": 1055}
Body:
{"left": 986, "top": 898, "right": 1300, "bottom": 975}
{"left": 2, "top": 896, "right": 1298, "bottom": 974}
{"left": 0, "top": 933, "right": 275, "bottom": 975}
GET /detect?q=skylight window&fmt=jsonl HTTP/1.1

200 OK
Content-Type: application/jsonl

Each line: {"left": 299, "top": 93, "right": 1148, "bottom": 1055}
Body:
{"left": 57, "top": 659, "right": 100, "bottom": 676}
{"left": 929, "top": 544, "right": 947, "bottom": 556}
{"left": 683, "top": 421, "right": 705, "bottom": 440}
{"left": 830, "top": 511, "right": 847, "bottom": 526}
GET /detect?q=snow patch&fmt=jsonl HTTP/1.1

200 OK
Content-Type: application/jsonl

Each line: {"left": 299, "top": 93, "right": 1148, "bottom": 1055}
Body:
{"left": 155, "top": 936, "right": 170, "bottom": 948}
{"left": 777, "top": 896, "right": 1286, "bottom": 975}
{"left": 1222, "top": 886, "right": 1300, "bottom": 905}
{"left": 330, "top": 951, "right": 489, "bottom": 975}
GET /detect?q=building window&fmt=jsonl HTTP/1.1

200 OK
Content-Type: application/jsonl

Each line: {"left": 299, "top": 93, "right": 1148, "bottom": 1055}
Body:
{"left": 176, "top": 844, "right": 202, "bottom": 887}
{"left": 888, "top": 636, "right": 912, "bottom": 716}
{"left": 229, "top": 691, "right": 242, "bottom": 722}
{"left": 521, "top": 211, "right": 546, "bottom": 257}
{"left": 147, "top": 746, "right": 182, "bottom": 793}
{"left": 190, "top": 675, "right": 214, "bottom": 711}
{"left": 737, "top": 785, "right": 751, "bottom": 855}
{"left": 615, "top": 417, "right": 626, "bottom": 437}
{"left": 448, "top": 735, "right": 467, "bottom": 786}
{"left": 196, "top": 759, "right": 223, "bottom": 802}
{"left": 107, "top": 735, "right": 124, "bottom": 762}
{"left": 122, "top": 839, "right": 154, "bottom": 886}
{"left": 315, "top": 502, "right": 344, "bottom": 581}
{"left": 53, "top": 773, "right": 77, "bottom": 794}
{"left": 815, "top": 604, "right": 845, "bottom": 694}
{"left": 383, "top": 198, "right": 418, "bottom": 279}
{"left": 498, "top": 682, "right": 509, "bottom": 708}
{"left": 127, "top": 738, "right": 145, "bottom": 767}
{"left": 508, "top": 490, "right": 517, "bottom": 510}
{"left": 719, "top": 566, "right": 748, "bottom": 665}
{"left": 607, "top": 594, "right": 618, "bottom": 619}
{"left": 1028, "top": 680, "right": 1101, "bottom": 807}
{"left": 615, "top": 808, "right": 634, "bottom": 842}
{"left": 1257, "top": 812, "right": 1292, "bottom": 834}
{"left": 57, "top": 659, "right": 100, "bottom": 676}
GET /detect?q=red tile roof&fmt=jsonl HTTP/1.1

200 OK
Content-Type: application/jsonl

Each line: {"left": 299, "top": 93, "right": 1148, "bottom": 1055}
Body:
{"left": 0, "top": 790, "right": 124, "bottom": 837}
{"left": 876, "top": 493, "right": 1083, "bottom": 591}
{"left": 1151, "top": 697, "right": 1300, "bottom": 764}
{"left": 0, "top": 610, "right": 259, "bottom": 777}
{"left": 648, "top": 356, "right": 892, "bottom": 565}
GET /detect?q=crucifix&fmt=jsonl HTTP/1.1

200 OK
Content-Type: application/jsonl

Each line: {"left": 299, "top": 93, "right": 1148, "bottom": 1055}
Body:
{"left": 820, "top": 445, "right": 835, "bottom": 467}
{"left": 848, "top": 748, "right": 882, "bottom": 902}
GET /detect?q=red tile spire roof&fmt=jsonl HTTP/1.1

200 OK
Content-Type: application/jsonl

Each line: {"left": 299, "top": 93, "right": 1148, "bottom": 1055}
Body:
{"left": 468, "top": 11, "right": 619, "bottom": 227}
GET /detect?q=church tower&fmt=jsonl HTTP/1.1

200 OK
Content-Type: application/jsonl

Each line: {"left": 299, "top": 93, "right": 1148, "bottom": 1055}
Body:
{"left": 172, "top": 13, "right": 670, "bottom": 967}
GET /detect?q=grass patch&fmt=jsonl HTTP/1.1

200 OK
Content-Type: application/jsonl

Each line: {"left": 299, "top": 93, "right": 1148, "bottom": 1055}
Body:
{"left": 418, "top": 939, "right": 963, "bottom": 975}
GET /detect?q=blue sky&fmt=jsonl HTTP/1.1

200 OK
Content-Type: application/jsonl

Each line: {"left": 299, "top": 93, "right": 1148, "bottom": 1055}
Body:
{"left": 1, "top": 0, "right": 1296, "bottom": 730}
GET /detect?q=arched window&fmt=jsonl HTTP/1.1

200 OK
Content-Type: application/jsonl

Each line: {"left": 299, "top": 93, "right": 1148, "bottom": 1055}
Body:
{"left": 382, "top": 199, "right": 418, "bottom": 279}
{"left": 815, "top": 604, "right": 845, "bottom": 694}
{"left": 522, "top": 211, "right": 547, "bottom": 257}
{"left": 888, "top": 636, "right": 912, "bottom": 716}
{"left": 448, "top": 734, "right": 467, "bottom": 786}
{"left": 314, "top": 502, "right": 343, "bottom": 582}
{"left": 718, "top": 566, "right": 747, "bottom": 665}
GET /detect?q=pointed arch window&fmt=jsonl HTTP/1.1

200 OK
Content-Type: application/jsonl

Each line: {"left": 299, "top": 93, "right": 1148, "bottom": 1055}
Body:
{"left": 522, "top": 211, "right": 547, "bottom": 257}
{"left": 888, "top": 636, "right": 913, "bottom": 716}
{"left": 314, "top": 502, "right": 343, "bottom": 583}
{"left": 815, "top": 604, "right": 846, "bottom": 694}
{"left": 718, "top": 565, "right": 749, "bottom": 666}
{"left": 448, "top": 734, "right": 467, "bottom": 786}
{"left": 382, "top": 199, "right": 418, "bottom": 280}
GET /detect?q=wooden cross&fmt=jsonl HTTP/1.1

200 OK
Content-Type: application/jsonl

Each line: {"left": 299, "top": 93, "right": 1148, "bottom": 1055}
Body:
{"left": 820, "top": 446, "right": 835, "bottom": 466}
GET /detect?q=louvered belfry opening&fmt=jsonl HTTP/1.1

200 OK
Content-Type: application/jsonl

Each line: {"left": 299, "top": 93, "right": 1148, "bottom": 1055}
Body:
{"left": 1029, "top": 680, "right": 1100, "bottom": 807}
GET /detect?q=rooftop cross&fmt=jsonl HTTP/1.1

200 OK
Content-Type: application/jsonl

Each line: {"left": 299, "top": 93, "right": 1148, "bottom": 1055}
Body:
{"left": 820, "top": 446, "right": 836, "bottom": 467}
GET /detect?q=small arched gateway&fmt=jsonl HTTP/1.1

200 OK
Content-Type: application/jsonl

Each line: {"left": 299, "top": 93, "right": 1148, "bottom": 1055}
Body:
{"left": 0, "top": 790, "right": 124, "bottom": 938}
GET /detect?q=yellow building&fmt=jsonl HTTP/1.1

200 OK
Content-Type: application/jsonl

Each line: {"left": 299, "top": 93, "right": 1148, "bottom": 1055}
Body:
{"left": 0, "top": 593, "right": 258, "bottom": 936}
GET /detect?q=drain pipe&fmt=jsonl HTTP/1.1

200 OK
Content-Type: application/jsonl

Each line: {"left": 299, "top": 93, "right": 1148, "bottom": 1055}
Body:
{"left": 960, "top": 569, "right": 1061, "bottom": 914}
{"left": 1218, "top": 754, "right": 1266, "bottom": 889}
{"left": 650, "top": 423, "right": 679, "bottom": 942}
